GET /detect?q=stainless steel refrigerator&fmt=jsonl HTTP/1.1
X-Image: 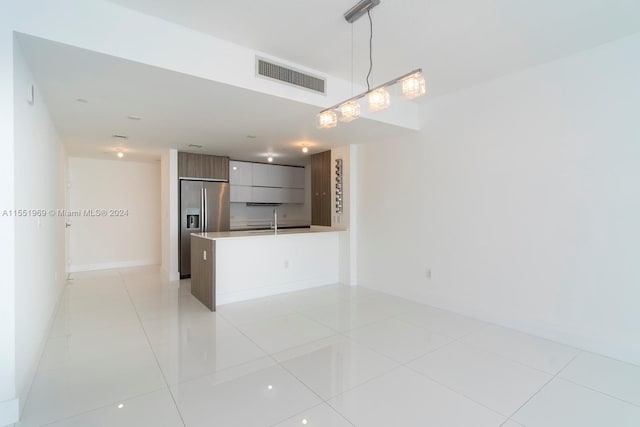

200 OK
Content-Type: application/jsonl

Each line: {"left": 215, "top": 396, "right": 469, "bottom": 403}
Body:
{"left": 180, "top": 180, "right": 230, "bottom": 278}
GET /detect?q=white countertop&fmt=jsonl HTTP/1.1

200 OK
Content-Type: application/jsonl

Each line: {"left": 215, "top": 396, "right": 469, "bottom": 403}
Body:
{"left": 192, "top": 226, "right": 347, "bottom": 241}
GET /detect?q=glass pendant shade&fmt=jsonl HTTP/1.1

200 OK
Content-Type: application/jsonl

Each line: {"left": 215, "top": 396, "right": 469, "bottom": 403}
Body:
{"left": 339, "top": 100, "right": 361, "bottom": 122}
{"left": 368, "top": 87, "right": 390, "bottom": 111}
{"left": 402, "top": 72, "right": 426, "bottom": 99}
{"left": 317, "top": 110, "right": 338, "bottom": 129}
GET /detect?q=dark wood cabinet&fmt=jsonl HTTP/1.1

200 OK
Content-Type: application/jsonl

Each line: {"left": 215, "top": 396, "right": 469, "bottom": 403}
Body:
{"left": 191, "top": 236, "right": 216, "bottom": 311}
{"left": 178, "top": 152, "right": 229, "bottom": 181}
{"left": 311, "top": 150, "right": 331, "bottom": 226}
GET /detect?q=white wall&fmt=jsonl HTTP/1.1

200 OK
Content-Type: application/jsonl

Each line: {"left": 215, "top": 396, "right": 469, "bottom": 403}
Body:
{"left": 160, "top": 149, "right": 178, "bottom": 281}
{"left": 68, "top": 157, "right": 160, "bottom": 271}
{"left": 13, "top": 39, "right": 66, "bottom": 418}
{"left": 0, "top": 18, "right": 17, "bottom": 427}
{"left": 331, "top": 145, "right": 358, "bottom": 285}
{"left": 357, "top": 33, "right": 640, "bottom": 365}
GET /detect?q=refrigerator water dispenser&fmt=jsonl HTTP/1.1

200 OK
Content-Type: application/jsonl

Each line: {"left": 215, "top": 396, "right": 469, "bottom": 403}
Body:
{"left": 186, "top": 208, "right": 200, "bottom": 230}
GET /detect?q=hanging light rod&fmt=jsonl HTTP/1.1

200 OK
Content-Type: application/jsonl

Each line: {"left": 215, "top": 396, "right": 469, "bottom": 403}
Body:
{"left": 344, "top": 0, "right": 380, "bottom": 23}
{"left": 319, "top": 68, "right": 422, "bottom": 114}
{"left": 317, "top": 0, "right": 426, "bottom": 129}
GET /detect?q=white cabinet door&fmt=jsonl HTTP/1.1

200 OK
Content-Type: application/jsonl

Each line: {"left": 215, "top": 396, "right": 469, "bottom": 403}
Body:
{"left": 230, "top": 185, "right": 252, "bottom": 202}
{"left": 230, "top": 161, "right": 253, "bottom": 186}
{"left": 251, "top": 187, "right": 284, "bottom": 203}
{"left": 252, "top": 163, "right": 305, "bottom": 189}
{"left": 240, "top": 163, "right": 306, "bottom": 203}
{"left": 252, "top": 163, "right": 276, "bottom": 187}
{"left": 288, "top": 167, "right": 305, "bottom": 189}
{"left": 250, "top": 187, "right": 305, "bottom": 204}
{"left": 284, "top": 188, "right": 305, "bottom": 203}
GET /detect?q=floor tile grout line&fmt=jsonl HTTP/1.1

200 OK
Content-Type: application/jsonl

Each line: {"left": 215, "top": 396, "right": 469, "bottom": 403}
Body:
{"left": 16, "top": 276, "right": 75, "bottom": 422}
{"left": 120, "top": 271, "right": 187, "bottom": 427}
{"left": 393, "top": 312, "right": 561, "bottom": 420}
{"left": 218, "top": 299, "right": 408, "bottom": 427}
{"left": 277, "top": 341, "right": 400, "bottom": 405}
{"left": 154, "top": 281, "right": 640, "bottom": 423}
{"left": 401, "top": 362, "right": 512, "bottom": 421}
{"left": 424, "top": 322, "right": 581, "bottom": 378}
{"left": 35, "top": 275, "right": 638, "bottom": 426}
{"left": 17, "top": 272, "right": 136, "bottom": 426}
{"left": 505, "top": 350, "right": 584, "bottom": 423}
{"left": 216, "top": 289, "right": 521, "bottom": 423}
{"left": 20, "top": 271, "right": 167, "bottom": 427}
{"left": 268, "top": 401, "right": 357, "bottom": 427}
{"left": 555, "top": 374, "right": 640, "bottom": 409}
{"left": 214, "top": 307, "right": 332, "bottom": 401}
{"left": 38, "top": 387, "right": 169, "bottom": 427}
{"left": 441, "top": 338, "right": 569, "bottom": 378}
{"left": 337, "top": 325, "right": 454, "bottom": 367}
{"left": 320, "top": 364, "right": 407, "bottom": 405}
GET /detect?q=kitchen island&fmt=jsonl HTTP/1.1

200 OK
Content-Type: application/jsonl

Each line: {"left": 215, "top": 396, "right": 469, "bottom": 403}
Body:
{"left": 190, "top": 227, "right": 346, "bottom": 311}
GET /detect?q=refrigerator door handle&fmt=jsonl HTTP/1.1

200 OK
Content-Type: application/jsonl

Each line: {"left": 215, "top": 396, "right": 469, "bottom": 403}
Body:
{"left": 203, "top": 187, "right": 208, "bottom": 231}
{"left": 200, "top": 187, "right": 205, "bottom": 232}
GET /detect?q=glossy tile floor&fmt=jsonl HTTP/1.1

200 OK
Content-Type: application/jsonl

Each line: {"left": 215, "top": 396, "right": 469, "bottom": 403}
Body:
{"left": 16, "top": 266, "right": 640, "bottom": 426}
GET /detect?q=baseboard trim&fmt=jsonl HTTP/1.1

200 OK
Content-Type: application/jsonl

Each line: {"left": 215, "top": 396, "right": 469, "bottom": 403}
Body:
{"left": 69, "top": 260, "right": 158, "bottom": 273}
{"left": 0, "top": 398, "right": 19, "bottom": 426}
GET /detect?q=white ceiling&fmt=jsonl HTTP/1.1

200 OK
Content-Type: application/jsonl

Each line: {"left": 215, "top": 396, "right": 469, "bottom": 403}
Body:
{"left": 107, "top": 0, "right": 640, "bottom": 97}
{"left": 16, "top": 1, "right": 640, "bottom": 164}
{"left": 18, "top": 34, "right": 418, "bottom": 165}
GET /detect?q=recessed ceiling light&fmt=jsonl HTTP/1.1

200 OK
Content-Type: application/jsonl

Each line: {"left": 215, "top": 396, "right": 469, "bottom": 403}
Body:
{"left": 127, "top": 115, "right": 142, "bottom": 121}
{"left": 117, "top": 403, "right": 124, "bottom": 409}
{"left": 112, "top": 134, "right": 128, "bottom": 139}
{"left": 76, "top": 98, "right": 88, "bottom": 103}
{"left": 117, "top": 151, "right": 124, "bottom": 158}
{"left": 188, "top": 144, "right": 203, "bottom": 148}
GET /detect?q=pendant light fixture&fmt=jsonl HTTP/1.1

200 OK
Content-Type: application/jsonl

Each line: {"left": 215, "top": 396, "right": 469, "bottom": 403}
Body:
{"left": 339, "top": 100, "right": 361, "bottom": 122}
{"left": 317, "top": 0, "right": 426, "bottom": 129}
{"left": 317, "top": 110, "right": 338, "bottom": 129}
{"left": 402, "top": 71, "right": 426, "bottom": 99}
{"left": 368, "top": 87, "right": 390, "bottom": 111}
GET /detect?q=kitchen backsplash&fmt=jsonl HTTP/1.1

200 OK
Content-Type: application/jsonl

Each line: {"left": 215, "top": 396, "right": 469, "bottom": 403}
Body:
{"left": 230, "top": 202, "right": 310, "bottom": 227}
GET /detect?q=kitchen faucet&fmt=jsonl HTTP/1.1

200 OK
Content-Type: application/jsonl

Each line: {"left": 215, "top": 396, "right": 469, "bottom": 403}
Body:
{"left": 272, "top": 207, "right": 278, "bottom": 234}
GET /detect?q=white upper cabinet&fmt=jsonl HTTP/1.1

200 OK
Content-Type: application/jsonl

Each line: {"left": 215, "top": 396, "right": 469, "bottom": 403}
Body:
{"left": 251, "top": 163, "right": 277, "bottom": 187}
{"left": 251, "top": 163, "right": 305, "bottom": 189}
{"left": 286, "top": 167, "right": 305, "bottom": 189}
{"left": 251, "top": 187, "right": 305, "bottom": 204}
{"left": 230, "top": 185, "right": 252, "bottom": 203}
{"left": 230, "top": 160, "right": 305, "bottom": 203}
{"left": 229, "top": 161, "right": 253, "bottom": 186}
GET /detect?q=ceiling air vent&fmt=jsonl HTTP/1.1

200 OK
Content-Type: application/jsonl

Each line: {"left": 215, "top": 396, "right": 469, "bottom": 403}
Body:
{"left": 256, "top": 57, "right": 326, "bottom": 95}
